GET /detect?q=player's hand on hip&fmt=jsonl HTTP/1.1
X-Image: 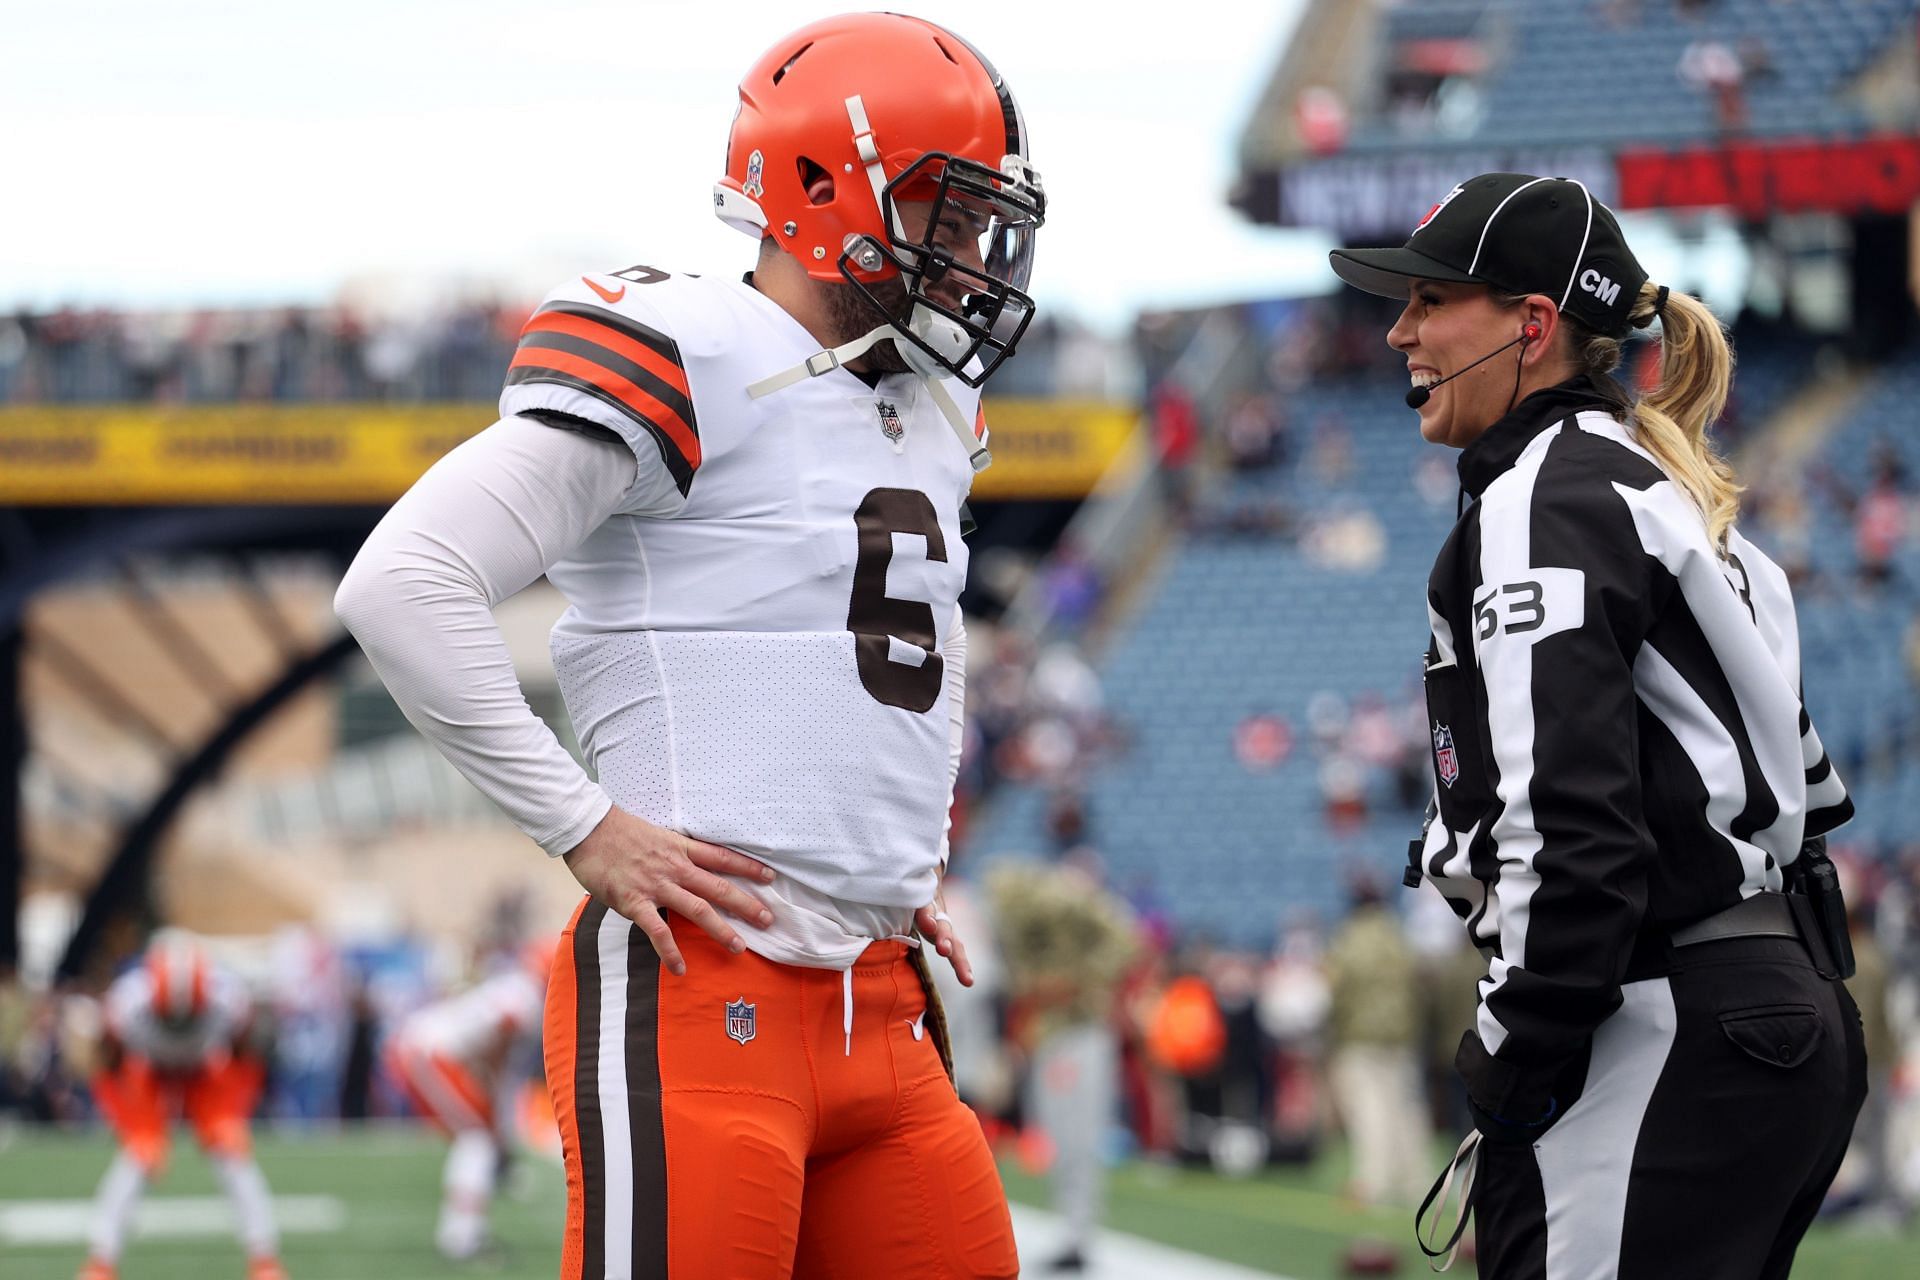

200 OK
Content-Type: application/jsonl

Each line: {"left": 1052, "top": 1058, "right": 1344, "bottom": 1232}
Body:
{"left": 563, "top": 807, "right": 775, "bottom": 976}
{"left": 915, "top": 891, "right": 972, "bottom": 988}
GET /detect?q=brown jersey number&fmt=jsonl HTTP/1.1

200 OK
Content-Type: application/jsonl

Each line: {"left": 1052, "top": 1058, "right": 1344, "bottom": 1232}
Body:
{"left": 848, "top": 487, "right": 948, "bottom": 712}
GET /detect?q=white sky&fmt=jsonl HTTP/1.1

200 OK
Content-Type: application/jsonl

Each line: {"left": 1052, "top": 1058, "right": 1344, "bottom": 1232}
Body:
{"left": 1, "top": 0, "right": 1332, "bottom": 327}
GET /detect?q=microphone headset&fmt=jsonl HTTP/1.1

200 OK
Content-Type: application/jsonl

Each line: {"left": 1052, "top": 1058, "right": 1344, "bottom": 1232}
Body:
{"left": 1405, "top": 321, "right": 1541, "bottom": 409}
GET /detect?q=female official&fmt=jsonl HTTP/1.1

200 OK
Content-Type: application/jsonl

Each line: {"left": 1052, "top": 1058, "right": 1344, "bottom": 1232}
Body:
{"left": 1328, "top": 173, "right": 1865, "bottom": 1279}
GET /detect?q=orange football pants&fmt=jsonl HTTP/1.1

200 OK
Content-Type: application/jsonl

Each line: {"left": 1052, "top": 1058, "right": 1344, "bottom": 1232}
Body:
{"left": 546, "top": 897, "right": 1019, "bottom": 1279}
{"left": 92, "top": 1054, "right": 263, "bottom": 1173}
{"left": 387, "top": 1042, "right": 495, "bottom": 1135}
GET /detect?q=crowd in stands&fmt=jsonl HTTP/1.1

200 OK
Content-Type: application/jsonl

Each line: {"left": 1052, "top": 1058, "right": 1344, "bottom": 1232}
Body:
{"left": 0, "top": 299, "right": 1120, "bottom": 405}
{"left": 0, "top": 304, "right": 524, "bottom": 404}
{"left": 958, "top": 624, "right": 1121, "bottom": 821}
{"left": 1359, "top": 0, "right": 1919, "bottom": 151}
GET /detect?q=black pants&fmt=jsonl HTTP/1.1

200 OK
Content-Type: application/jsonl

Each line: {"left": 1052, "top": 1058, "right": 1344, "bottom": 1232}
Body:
{"left": 1474, "top": 935, "right": 1868, "bottom": 1279}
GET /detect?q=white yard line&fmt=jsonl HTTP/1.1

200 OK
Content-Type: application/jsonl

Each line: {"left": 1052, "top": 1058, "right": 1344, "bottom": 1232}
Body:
{"left": 0, "top": 1196, "right": 347, "bottom": 1246}
{"left": 1009, "top": 1202, "right": 1299, "bottom": 1279}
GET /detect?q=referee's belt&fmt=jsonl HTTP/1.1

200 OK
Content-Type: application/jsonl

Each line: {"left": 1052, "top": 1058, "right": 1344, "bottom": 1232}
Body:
{"left": 1670, "top": 891, "right": 1799, "bottom": 946}
{"left": 1624, "top": 891, "right": 1836, "bottom": 981}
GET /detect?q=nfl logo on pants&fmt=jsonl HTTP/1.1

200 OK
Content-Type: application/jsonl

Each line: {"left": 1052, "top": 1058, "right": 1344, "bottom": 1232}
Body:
{"left": 725, "top": 998, "right": 757, "bottom": 1045}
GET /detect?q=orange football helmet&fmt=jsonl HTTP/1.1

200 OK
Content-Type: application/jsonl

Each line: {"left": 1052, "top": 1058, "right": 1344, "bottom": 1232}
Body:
{"left": 715, "top": 12, "right": 1045, "bottom": 387}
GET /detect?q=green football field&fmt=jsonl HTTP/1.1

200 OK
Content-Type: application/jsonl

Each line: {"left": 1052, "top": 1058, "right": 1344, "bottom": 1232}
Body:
{"left": 0, "top": 1125, "right": 1910, "bottom": 1279}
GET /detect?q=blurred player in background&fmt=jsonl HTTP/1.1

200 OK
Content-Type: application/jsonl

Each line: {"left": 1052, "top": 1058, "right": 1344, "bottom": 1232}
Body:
{"left": 991, "top": 855, "right": 1139, "bottom": 1273}
{"left": 385, "top": 942, "right": 551, "bottom": 1261}
{"left": 78, "top": 933, "right": 285, "bottom": 1280}
{"left": 1323, "top": 872, "right": 1431, "bottom": 1211}
{"left": 335, "top": 11, "right": 1045, "bottom": 1276}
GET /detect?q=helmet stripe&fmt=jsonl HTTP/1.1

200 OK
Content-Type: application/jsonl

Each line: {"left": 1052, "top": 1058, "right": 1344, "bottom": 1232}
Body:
{"left": 149, "top": 949, "right": 171, "bottom": 1015}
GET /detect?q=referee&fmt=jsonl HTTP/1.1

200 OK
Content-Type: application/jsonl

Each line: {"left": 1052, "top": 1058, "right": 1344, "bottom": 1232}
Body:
{"left": 1328, "top": 173, "right": 1867, "bottom": 1279}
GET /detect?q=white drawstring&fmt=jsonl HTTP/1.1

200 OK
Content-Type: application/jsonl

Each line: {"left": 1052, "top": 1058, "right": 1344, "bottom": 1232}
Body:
{"left": 842, "top": 966, "right": 854, "bottom": 1057}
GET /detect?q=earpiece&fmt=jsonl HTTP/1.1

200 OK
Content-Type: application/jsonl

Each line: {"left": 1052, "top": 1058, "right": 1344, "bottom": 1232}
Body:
{"left": 1523, "top": 322, "right": 1541, "bottom": 343}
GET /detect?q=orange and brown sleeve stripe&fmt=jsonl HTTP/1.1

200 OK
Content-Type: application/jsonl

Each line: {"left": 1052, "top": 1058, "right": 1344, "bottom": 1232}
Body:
{"left": 508, "top": 302, "right": 702, "bottom": 495}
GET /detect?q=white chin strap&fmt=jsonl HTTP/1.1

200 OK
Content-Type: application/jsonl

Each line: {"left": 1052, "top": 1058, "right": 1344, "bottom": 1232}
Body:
{"left": 746, "top": 312, "right": 992, "bottom": 474}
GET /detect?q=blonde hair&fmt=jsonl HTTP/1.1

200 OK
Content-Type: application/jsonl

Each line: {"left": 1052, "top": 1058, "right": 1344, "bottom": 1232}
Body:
{"left": 1564, "top": 283, "right": 1742, "bottom": 548}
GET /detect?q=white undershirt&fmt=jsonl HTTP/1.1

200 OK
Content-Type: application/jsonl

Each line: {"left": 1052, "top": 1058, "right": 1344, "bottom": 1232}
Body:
{"left": 334, "top": 415, "right": 968, "bottom": 968}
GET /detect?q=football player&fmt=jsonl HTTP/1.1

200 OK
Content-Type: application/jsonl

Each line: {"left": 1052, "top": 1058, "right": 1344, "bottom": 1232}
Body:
{"left": 334, "top": 12, "right": 1043, "bottom": 1277}
{"left": 385, "top": 943, "right": 550, "bottom": 1261}
{"left": 78, "top": 934, "right": 285, "bottom": 1280}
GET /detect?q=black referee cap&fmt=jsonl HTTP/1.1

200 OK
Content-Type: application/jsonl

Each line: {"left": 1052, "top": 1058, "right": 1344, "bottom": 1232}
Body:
{"left": 1329, "top": 173, "right": 1649, "bottom": 338}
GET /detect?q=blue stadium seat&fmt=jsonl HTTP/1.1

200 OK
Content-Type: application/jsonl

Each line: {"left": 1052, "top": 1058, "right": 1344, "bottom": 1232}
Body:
{"left": 1367, "top": 0, "right": 1920, "bottom": 151}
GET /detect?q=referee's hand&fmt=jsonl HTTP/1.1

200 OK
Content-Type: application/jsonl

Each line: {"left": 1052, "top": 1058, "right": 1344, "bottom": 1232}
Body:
{"left": 564, "top": 806, "right": 776, "bottom": 976}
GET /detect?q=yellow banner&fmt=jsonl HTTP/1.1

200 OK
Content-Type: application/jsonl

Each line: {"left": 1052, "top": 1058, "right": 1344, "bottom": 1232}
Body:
{"left": 0, "top": 405, "right": 489, "bottom": 505}
{"left": 970, "top": 400, "right": 1142, "bottom": 501}
{"left": 0, "top": 401, "right": 1138, "bottom": 505}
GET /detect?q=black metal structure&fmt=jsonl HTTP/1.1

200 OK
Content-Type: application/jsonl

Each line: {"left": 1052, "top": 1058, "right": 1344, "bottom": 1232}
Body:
{"left": 1, "top": 505, "right": 385, "bottom": 980}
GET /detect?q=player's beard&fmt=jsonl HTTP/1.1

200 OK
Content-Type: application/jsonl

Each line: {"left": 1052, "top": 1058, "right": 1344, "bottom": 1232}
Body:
{"left": 825, "top": 273, "right": 914, "bottom": 375}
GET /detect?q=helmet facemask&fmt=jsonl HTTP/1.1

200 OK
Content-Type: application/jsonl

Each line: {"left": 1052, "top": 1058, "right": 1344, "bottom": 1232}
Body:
{"left": 838, "top": 152, "right": 1045, "bottom": 388}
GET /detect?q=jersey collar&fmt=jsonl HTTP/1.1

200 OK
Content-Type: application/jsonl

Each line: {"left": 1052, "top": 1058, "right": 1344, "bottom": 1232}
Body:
{"left": 1456, "top": 373, "right": 1631, "bottom": 499}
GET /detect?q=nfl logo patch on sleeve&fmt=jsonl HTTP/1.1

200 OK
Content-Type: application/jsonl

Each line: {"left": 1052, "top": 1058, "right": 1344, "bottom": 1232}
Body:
{"left": 724, "top": 998, "right": 757, "bottom": 1045}
{"left": 1433, "top": 722, "right": 1460, "bottom": 787}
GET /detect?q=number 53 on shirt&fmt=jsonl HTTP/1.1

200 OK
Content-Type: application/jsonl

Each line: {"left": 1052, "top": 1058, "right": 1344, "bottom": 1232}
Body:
{"left": 1473, "top": 568, "right": 1586, "bottom": 646}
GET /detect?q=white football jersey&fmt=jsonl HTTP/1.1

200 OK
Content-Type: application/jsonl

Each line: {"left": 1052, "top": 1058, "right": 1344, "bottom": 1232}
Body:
{"left": 397, "top": 968, "right": 545, "bottom": 1063}
{"left": 103, "top": 965, "right": 249, "bottom": 1071}
{"left": 499, "top": 268, "right": 983, "bottom": 911}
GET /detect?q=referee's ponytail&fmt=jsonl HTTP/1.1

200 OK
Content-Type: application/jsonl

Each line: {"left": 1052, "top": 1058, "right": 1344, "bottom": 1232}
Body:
{"left": 1566, "top": 282, "right": 1742, "bottom": 549}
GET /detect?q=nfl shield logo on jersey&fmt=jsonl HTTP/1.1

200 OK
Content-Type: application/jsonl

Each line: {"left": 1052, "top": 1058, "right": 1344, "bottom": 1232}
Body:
{"left": 724, "top": 998, "right": 757, "bottom": 1045}
{"left": 875, "top": 400, "right": 904, "bottom": 443}
{"left": 1433, "top": 722, "right": 1460, "bottom": 788}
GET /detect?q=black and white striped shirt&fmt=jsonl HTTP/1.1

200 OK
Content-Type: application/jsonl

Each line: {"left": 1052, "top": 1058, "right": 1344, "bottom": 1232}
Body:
{"left": 1414, "top": 375, "right": 1853, "bottom": 1121}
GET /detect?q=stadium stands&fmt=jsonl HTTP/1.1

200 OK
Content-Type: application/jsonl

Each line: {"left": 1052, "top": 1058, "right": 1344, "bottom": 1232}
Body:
{"left": 969, "top": 376, "right": 1466, "bottom": 946}
{"left": 0, "top": 302, "right": 1112, "bottom": 404}
{"left": 965, "top": 326, "right": 1914, "bottom": 947}
{"left": 1359, "top": 0, "right": 1920, "bottom": 149}
{"left": 1788, "top": 342, "right": 1920, "bottom": 846}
